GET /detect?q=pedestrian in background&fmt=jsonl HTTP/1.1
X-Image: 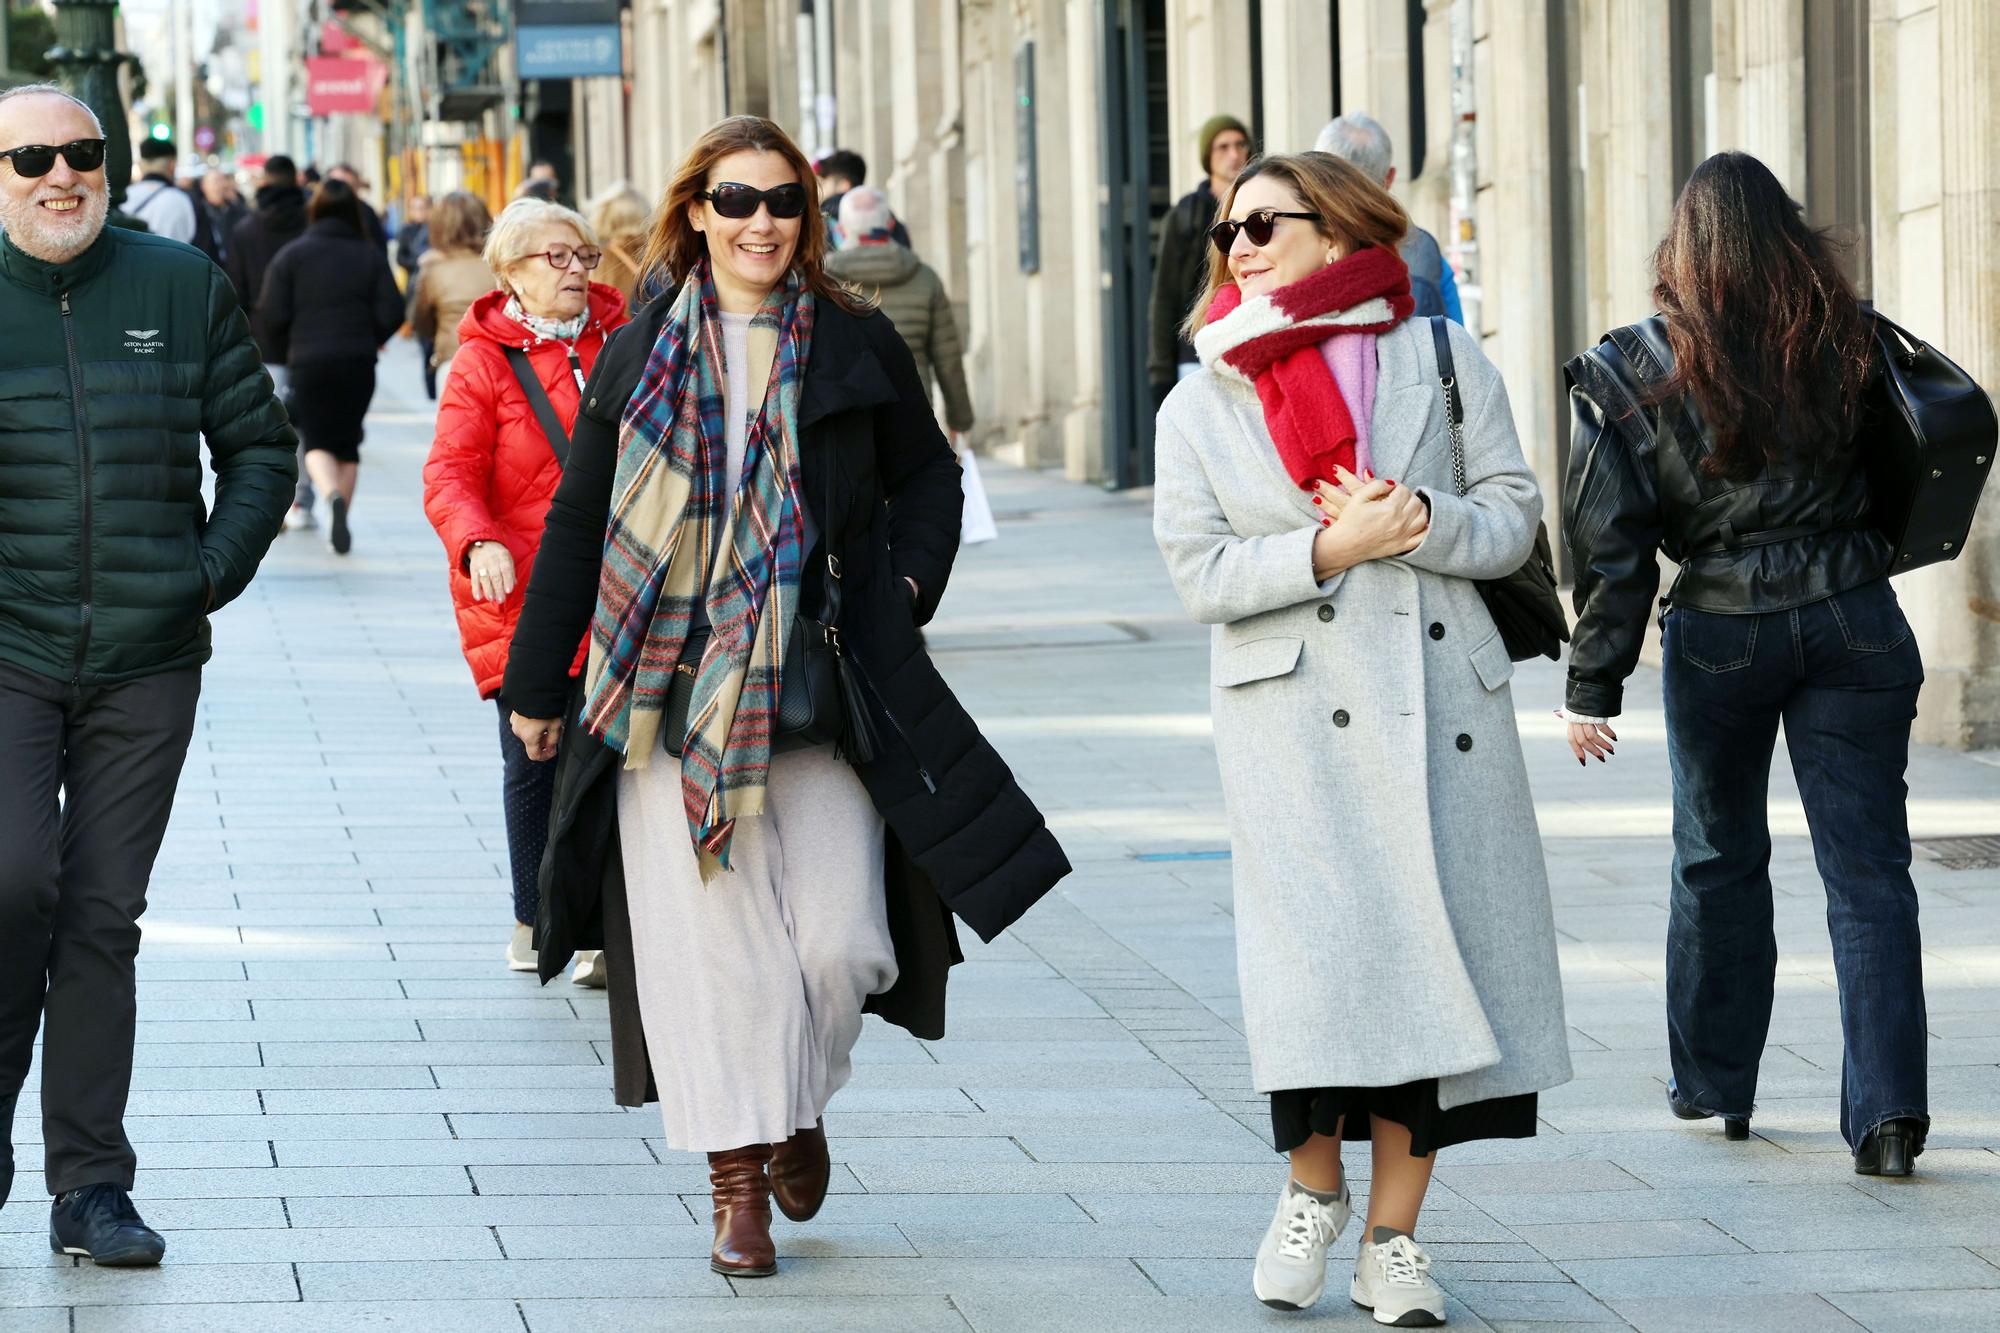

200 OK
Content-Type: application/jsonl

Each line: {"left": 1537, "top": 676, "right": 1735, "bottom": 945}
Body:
{"left": 815, "top": 148, "right": 910, "bottom": 248}
{"left": 409, "top": 190, "right": 497, "bottom": 388}
{"left": 827, "top": 186, "right": 974, "bottom": 438}
{"left": 325, "top": 162, "right": 388, "bottom": 249}
{"left": 1153, "top": 151, "right": 1569, "bottom": 1324}
{"left": 226, "top": 154, "right": 314, "bottom": 531}
{"left": 0, "top": 84, "right": 295, "bottom": 1266}
{"left": 193, "top": 169, "right": 247, "bottom": 266}
{"left": 1149, "top": 114, "right": 1251, "bottom": 405}
{"left": 1563, "top": 151, "right": 1927, "bottom": 1177}
{"left": 1316, "top": 113, "right": 1463, "bottom": 323}
{"left": 424, "top": 197, "right": 627, "bottom": 984}
{"left": 586, "top": 183, "right": 651, "bottom": 313}
{"left": 124, "top": 135, "right": 197, "bottom": 243}
{"left": 395, "top": 194, "right": 436, "bottom": 396}
{"left": 502, "top": 114, "right": 1067, "bottom": 1281}
{"left": 257, "top": 178, "right": 404, "bottom": 556}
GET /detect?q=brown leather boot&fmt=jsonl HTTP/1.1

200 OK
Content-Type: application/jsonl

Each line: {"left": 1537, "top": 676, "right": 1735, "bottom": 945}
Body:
{"left": 707, "top": 1145, "right": 776, "bottom": 1277}
{"left": 770, "top": 1119, "right": 830, "bottom": 1222}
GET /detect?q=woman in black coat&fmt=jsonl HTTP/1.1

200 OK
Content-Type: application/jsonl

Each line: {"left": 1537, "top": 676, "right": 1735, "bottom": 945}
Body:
{"left": 502, "top": 116, "right": 1068, "bottom": 1280}
{"left": 258, "top": 178, "right": 404, "bottom": 555}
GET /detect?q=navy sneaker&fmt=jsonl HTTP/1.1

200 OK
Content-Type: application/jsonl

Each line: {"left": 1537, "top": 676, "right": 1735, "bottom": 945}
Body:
{"left": 50, "top": 1183, "right": 165, "bottom": 1266}
{"left": 0, "top": 1090, "right": 14, "bottom": 1211}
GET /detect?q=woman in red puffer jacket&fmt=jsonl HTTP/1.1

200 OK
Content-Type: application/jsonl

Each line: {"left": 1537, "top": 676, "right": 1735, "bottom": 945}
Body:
{"left": 422, "top": 198, "right": 631, "bottom": 982}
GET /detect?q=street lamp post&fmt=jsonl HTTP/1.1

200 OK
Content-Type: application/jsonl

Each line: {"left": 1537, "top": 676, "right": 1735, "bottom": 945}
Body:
{"left": 47, "top": 0, "right": 141, "bottom": 213}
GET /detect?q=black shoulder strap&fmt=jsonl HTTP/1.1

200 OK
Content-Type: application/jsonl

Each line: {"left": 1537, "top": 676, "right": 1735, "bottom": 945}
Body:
{"left": 503, "top": 346, "right": 571, "bottom": 468}
{"left": 1429, "top": 317, "right": 1469, "bottom": 498}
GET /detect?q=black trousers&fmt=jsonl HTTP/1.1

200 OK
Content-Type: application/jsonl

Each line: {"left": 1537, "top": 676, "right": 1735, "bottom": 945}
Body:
{"left": 0, "top": 661, "right": 200, "bottom": 1194}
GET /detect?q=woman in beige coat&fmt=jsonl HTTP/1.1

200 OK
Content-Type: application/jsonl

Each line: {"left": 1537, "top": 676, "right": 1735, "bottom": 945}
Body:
{"left": 410, "top": 191, "right": 497, "bottom": 376}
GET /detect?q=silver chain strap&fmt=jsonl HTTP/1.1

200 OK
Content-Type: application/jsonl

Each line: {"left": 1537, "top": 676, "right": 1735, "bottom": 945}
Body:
{"left": 1443, "top": 374, "right": 1469, "bottom": 497}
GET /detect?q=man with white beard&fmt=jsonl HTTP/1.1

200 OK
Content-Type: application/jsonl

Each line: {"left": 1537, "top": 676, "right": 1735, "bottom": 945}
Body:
{"left": 0, "top": 85, "right": 296, "bottom": 1266}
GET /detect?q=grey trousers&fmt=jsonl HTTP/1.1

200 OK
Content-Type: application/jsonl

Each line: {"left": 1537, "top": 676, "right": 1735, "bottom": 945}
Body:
{"left": 617, "top": 744, "right": 896, "bottom": 1151}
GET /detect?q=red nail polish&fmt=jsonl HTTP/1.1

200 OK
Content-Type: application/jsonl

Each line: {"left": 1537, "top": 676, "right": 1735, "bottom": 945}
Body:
{"left": 1312, "top": 496, "right": 1322, "bottom": 505}
{"left": 1321, "top": 519, "right": 1331, "bottom": 528}
{"left": 1385, "top": 479, "right": 1397, "bottom": 489}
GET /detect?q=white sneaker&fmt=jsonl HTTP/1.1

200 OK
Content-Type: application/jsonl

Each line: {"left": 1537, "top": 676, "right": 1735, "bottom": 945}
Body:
{"left": 1252, "top": 1177, "right": 1350, "bottom": 1311}
{"left": 282, "top": 503, "right": 316, "bottom": 532}
{"left": 1351, "top": 1230, "right": 1446, "bottom": 1327}
{"left": 506, "top": 923, "right": 537, "bottom": 972}
{"left": 571, "top": 950, "right": 608, "bottom": 988}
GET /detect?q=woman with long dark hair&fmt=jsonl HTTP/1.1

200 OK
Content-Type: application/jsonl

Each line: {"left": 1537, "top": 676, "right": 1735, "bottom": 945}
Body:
{"left": 500, "top": 115, "right": 1067, "bottom": 1279}
{"left": 1564, "top": 151, "right": 1926, "bottom": 1176}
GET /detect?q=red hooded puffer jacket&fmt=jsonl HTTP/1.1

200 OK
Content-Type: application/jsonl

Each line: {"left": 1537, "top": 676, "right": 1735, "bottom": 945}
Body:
{"left": 424, "top": 282, "right": 630, "bottom": 698}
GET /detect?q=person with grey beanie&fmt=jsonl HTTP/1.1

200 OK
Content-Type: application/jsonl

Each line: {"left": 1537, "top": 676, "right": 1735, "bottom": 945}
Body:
{"left": 1148, "top": 114, "right": 1252, "bottom": 404}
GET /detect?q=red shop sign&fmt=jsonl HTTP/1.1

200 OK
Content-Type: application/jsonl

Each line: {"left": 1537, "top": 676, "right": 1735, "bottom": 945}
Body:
{"left": 306, "top": 57, "right": 382, "bottom": 116}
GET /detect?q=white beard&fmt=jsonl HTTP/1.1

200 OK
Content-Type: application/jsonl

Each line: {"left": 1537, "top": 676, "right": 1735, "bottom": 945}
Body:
{"left": 0, "top": 184, "right": 109, "bottom": 263}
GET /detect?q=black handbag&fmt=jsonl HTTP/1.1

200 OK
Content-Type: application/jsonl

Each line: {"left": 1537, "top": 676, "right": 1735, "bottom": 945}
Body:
{"left": 659, "top": 456, "right": 879, "bottom": 762}
{"left": 1858, "top": 309, "right": 1997, "bottom": 573}
{"left": 1430, "top": 317, "right": 1570, "bottom": 663}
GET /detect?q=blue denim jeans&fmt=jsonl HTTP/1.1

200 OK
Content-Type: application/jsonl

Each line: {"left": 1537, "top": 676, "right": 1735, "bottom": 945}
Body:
{"left": 497, "top": 700, "right": 557, "bottom": 927}
{"left": 1660, "top": 578, "right": 1927, "bottom": 1150}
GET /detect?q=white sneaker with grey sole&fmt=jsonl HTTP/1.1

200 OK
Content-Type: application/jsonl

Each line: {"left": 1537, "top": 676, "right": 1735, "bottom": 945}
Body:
{"left": 1351, "top": 1229, "right": 1446, "bottom": 1326}
{"left": 506, "top": 923, "right": 537, "bottom": 972}
{"left": 1252, "top": 1177, "right": 1351, "bottom": 1311}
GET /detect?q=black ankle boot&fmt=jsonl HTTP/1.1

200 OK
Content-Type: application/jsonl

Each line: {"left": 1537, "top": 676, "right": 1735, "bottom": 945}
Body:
{"left": 1854, "top": 1118, "right": 1924, "bottom": 1177}
{"left": 1667, "top": 1085, "right": 1750, "bottom": 1140}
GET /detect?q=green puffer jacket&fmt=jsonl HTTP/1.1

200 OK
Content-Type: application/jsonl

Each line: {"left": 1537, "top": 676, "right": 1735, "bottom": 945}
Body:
{"left": 0, "top": 226, "right": 297, "bottom": 686}
{"left": 825, "top": 242, "right": 974, "bottom": 432}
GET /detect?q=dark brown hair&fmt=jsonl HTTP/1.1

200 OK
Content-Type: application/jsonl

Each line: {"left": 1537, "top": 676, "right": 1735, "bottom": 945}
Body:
{"left": 427, "top": 190, "right": 492, "bottom": 255}
{"left": 636, "top": 115, "right": 868, "bottom": 313}
{"left": 1183, "top": 152, "right": 1410, "bottom": 336}
{"left": 307, "top": 178, "right": 363, "bottom": 232}
{"left": 1651, "top": 152, "right": 1875, "bottom": 478}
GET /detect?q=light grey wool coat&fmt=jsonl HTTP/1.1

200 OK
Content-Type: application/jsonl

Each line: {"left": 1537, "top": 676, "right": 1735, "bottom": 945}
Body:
{"left": 1153, "top": 317, "right": 1572, "bottom": 1111}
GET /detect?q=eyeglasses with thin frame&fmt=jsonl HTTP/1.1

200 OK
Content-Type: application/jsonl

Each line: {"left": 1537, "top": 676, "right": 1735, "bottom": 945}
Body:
{"left": 0, "top": 139, "right": 106, "bottom": 179}
{"left": 535, "top": 244, "right": 603, "bottom": 271}
{"left": 696, "top": 182, "right": 809, "bottom": 220}
{"left": 1208, "top": 209, "right": 1323, "bottom": 255}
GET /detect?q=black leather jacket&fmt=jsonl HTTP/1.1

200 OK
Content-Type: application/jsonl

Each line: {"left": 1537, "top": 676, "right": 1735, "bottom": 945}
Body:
{"left": 1562, "top": 317, "right": 1891, "bottom": 716}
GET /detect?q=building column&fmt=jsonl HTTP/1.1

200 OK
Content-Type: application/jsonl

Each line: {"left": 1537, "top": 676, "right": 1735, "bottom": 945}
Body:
{"left": 1579, "top": 0, "right": 1678, "bottom": 339}
{"left": 1257, "top": 3, "right": 1333, "bottom": 156}
{"left": 1164, "top": 0, "right": 1254, "bottom": 199}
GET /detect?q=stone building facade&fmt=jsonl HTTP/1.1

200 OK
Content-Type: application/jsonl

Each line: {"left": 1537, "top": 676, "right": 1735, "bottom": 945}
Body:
{"left": 587, "top": 0, "right": 1997, "bottom": 747}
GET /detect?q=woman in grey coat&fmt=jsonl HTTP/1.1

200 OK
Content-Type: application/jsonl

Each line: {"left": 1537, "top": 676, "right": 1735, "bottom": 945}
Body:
{"left": 1153, "top": 152, "right": 1569, "bottom": 1325}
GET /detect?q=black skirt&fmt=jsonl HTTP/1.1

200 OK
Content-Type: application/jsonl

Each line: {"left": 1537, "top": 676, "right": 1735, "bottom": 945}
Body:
{"left": 287, "top": 357, "right": 376, "bottom": 461}
{"left": 1270, "top": 1079, "right": 1539, "bottom": 1157}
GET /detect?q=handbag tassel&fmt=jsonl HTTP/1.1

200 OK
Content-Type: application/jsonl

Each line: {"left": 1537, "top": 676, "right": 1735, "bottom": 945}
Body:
{"left": 833, "top": 652, "right": 881, "bottom": 765}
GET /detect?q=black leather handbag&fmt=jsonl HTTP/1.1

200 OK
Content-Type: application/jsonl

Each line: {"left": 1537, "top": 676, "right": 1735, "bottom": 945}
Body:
{"left": 1430, "top": 318, "right": 1570, "bottom": 663}
{"left": 1858, "top": 309, "right": 1998, "bottom": 573}
{"left": 660, "top": 458, "right": 879, "bottom": 762}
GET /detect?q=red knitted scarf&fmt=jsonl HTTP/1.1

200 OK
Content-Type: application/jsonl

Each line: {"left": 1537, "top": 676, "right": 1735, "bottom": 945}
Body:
{"left": 1197, "top": 246, "right": 1414, "bottom": 489}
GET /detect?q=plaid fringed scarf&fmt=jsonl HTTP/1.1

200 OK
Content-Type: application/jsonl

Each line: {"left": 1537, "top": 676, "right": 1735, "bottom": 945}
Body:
{"left": 578, "top": 260, "right": 816, "bottom": 876}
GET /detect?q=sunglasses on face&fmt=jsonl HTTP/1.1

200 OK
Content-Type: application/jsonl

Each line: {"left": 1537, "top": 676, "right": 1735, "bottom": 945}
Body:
{"left": 536, "top": 245, "right": 603, "bottom": 271}
{"left": 1208, "top": 208, "right": 1323, "bottom": 255}
{"left": 696, "top": 182, "right": 808, "bottom": 220}
{"left": 0, "top": 139, "right": 106, "bottom": 179}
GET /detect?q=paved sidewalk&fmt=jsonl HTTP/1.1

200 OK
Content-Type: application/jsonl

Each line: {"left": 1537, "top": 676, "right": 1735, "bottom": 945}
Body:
{"left": 6, "top": 339, "right": 2000, "bottom": 1331}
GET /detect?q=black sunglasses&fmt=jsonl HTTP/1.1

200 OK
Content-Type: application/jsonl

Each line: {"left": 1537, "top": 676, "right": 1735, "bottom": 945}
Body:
{"left": 696, "top": 182, "right": 808, "bottom": 220}
{"left": 1208, "top": 208, "right": 1323, "bottom": 255}
{"left": 0, "top": 139, "right": 106, "bottom": 179}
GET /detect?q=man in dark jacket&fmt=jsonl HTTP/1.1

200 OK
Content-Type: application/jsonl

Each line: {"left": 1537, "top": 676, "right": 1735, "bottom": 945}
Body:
{"left": 0, "top": 85, "right": 296, "bottom": 1265}
{"left": 1148, "top": 114, "right": 1250, "bottom": 405}
{"left": 226, "top": 155, "right": 315, "bottom": 528}
{"left": 192, "top": 169, "right": 249, "bottom": 267}
{"left": 1315, "top": 113, "right": 1464, "bottom": 324}
{"left": 816, "top": 148, "right": 910, "bottom": 248}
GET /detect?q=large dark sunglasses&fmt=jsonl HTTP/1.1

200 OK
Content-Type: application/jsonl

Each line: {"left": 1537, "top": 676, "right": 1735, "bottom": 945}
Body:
{"left": 696, "top": 182, "right": 808, "bottom": 220}
{"left": 0, "top": 139, "right": 106, "bottom": 179}
{"left": 1208, "top": 208, "right": 1323, "bottom": 255}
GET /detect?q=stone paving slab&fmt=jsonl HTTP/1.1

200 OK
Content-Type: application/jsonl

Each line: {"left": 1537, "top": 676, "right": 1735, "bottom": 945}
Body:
{"left": 14, "top": 343, "right": 2000, "bottom": 1328}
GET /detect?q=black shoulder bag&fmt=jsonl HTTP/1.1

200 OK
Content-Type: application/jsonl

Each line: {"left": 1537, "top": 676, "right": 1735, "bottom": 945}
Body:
{"left": 1858, "top": 309, "right": 1997, "bottom": 573}
{"left": 1429, "top": 317, "right": 1570, "bottom": 663}
{"left": 659, "top": 456, "right": 879, "bottom": 763}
